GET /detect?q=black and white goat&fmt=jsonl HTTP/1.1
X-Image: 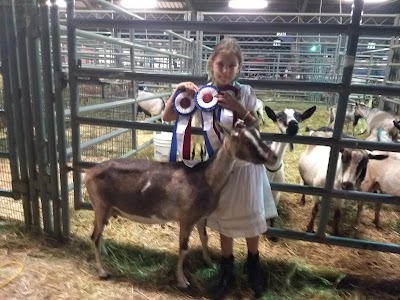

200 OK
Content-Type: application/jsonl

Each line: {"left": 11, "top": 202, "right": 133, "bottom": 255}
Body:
{"left": 264, "top": 106, "right": 316, "bottom": 227}
{"left": 298, "top": 130, "right": 386, "bottom": 235}
{"left": 80, "top": 122, "right": 277, "bottom": 289}
{"left": 137, "top": 90, "right": 165, "bottom": 118}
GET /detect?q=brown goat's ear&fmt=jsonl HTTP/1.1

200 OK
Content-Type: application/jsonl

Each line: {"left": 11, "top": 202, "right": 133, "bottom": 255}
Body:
{"left": 215, "top": 121, "right": 237, "bottom": 136}
{"left": 394, "top": 120, "right": 400, "bottom": 131}
{"left": 367, "top": 151, "right": 389, "bottom": 160}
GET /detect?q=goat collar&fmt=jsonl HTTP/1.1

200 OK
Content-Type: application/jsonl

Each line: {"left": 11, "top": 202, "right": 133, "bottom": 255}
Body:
{"left": 266, "top": 162, "right": 282, "bottom": 173}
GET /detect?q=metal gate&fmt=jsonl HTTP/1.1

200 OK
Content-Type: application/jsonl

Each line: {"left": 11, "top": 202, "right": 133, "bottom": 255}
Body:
{"left": 0, "top": 0, "right": 69, "bottom": 238}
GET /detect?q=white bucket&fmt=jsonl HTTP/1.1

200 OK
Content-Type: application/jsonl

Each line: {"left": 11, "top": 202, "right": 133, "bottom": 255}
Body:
{"left": 153, "top": 131, "right": 173, "bottom": 161}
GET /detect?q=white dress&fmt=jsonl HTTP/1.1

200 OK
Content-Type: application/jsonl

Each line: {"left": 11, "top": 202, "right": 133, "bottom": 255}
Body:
{"left": 206, "top": 82, "right": 278, "bottom": 238}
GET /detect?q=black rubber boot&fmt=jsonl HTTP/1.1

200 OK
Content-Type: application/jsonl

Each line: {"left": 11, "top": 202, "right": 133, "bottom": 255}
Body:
{"left": 209, "top": 255, "right": 234, "bottom": 300}
{"left": 247, "top": 251, "right": 264, "bottom": 299}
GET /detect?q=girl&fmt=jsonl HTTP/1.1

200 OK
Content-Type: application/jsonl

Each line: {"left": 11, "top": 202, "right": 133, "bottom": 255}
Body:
{"left": 162, "top": 38, "right": 277, "bottom": 299}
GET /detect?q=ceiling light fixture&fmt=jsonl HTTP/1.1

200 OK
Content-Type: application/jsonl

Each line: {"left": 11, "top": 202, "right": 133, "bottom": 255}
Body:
{"left": 229, "top": 0, "right": 268, "bottom": 9}
{"left": 120, "top": 0, "right": 158, "bottom": 9}
{"left": 46, "top": 0, "right": 67, "bottom": 7}
{"left": 342, "top": 0, "right": 389, "bottom": 3}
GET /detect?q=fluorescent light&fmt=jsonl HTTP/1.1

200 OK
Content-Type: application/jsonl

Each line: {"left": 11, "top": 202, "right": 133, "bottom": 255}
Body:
{"left": 46, "top": 0, "right": 67, "bottom": 7}
{"left": 229, "top": 0, "right": 268, "bottom": 9}
{"left": 120, "top": 0, "right": 158, "bottom": 9}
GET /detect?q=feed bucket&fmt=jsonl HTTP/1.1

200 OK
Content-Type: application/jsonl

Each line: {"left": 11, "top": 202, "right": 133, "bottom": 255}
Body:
{"left": 153, "top": 131, "right": 173, "bottom": 161}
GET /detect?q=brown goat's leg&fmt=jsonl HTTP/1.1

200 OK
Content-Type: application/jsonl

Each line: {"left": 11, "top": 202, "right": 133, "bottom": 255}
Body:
{"left": 299, "top": 194, "right": 306, "bottom": 206}
{"left": 196, "top": 218, "right": 212, "bottom": 266}
{"left": 307, "top": 196, "right": 321, "bottom": 232}
{"left": 333, "top": 208, "right": 342, "bottom": 236}
{"left": 176, "top": 222, "right": 195, "bottom": 289}
{"left": 306, "top": 198, "right": 319, "bottom": 233}
{"left": 91, "top": 207, "right": 111, "bottom": 279}
{"left": 354, "top": 201, "right": 364, "bottom": 230}
{"left": 373, "top": 203, "right": 382, "bottom": 229}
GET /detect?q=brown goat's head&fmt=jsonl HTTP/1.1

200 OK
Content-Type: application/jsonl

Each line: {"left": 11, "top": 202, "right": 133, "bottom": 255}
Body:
{"left": 353, "top": 103, "right": 369, "bottom": 126}
{"left": 340, "top": 148, "right": 388, "bottom": 190}
{"left": 216, "top": 121, "right": 278, "bottom": 167}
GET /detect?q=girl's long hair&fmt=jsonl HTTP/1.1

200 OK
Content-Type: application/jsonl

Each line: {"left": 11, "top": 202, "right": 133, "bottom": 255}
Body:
{"left": 207, "top": 38, "right": 244, "bottom": 81}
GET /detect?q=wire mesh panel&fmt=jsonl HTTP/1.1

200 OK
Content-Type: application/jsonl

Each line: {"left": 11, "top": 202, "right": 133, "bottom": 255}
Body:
{"left": 0, "top": 75, "right": 24, "bottom": 222}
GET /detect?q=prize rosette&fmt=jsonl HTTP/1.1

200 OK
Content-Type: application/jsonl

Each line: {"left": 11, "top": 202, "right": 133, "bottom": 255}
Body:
{"left": 169, "top": 90, "right": 197, "bottom": 163}
{"left": 195, "top": 85, "right": 219, "bottom": 112}
{"left": 219, "top": 85, "right": 239, "bottom": 98}
{"left": 217, "top": 84, "right": 240, "bottom": 130}
{"left": 173, "top": 90, "right": 197, "bottom": 116}
{"left": 194, "top": 85, "right": 221, "bottom": 159}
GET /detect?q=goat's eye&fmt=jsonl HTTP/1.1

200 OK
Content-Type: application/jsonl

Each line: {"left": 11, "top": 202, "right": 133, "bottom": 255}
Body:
{"left": 341, "top": 152, "right": 350, "bottom": 164}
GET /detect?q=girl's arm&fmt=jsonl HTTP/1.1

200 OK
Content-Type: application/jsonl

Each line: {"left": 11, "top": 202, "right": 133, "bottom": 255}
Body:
{"left": 216, "top": 87, "right": 259, "bottom": 128}
{"left": 162, "top": 81, "right": 199, "bottom": 122}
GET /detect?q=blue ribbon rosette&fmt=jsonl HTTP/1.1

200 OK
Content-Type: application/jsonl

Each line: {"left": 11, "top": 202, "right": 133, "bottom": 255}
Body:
{"left": 169, "top": 90, "right": 197, "bottom": 162}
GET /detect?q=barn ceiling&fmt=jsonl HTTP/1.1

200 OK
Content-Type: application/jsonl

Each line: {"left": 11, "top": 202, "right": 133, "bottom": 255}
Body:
{"left": 76, "top": 0, "right": 400, "bottom": 14}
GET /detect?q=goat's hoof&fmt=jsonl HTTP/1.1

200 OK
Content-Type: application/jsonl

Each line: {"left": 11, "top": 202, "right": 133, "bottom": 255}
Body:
{"left": 374, "top": 223, "right": 382, "bottom": 230}
{"left": 177, "top": 281, "right": 190, "bottom": 290}
{"left": 298, "top": 200, "right": 306, "bottom": 207}
{"left": 98, "top": 271, "right": 111, "bottom": 280}
{"left": 306, "top": 228, "right": 315, "bottom": 233}
{"left": 267, "top": 236, "right": 279, "bottom": 243}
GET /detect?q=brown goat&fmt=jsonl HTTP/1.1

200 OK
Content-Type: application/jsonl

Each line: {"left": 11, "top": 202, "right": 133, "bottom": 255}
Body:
{"left": 354, "top": 103, "right": 400, "bottom": 141}
{"left": 299, "top": 130, "right": 385, "bottom": 235}
{"left": 82, "top": 122, "right": 277, "bottom": 289}
{"left": 354, "top": 128, "right": 397, "bottom": 229}
{"left": 355, "top": 154, "right": 398, "bottom": 229}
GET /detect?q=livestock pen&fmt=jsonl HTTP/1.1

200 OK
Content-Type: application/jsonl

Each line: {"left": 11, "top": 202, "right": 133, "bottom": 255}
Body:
{"left": 1, "top": 0, "right": 400, "bottom": 299}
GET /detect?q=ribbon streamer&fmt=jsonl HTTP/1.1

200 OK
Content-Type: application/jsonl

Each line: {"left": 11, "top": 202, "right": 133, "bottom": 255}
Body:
{"left": 169, "top": 90, "right": 197, "bottom": 162}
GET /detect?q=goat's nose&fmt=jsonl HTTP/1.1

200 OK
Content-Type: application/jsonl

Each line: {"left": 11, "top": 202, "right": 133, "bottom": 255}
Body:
{"left": 286, "top": 120, "right": 299, "bottom": 136}
{"left": 341, "top": 181, "right": 354, "bottom": 190}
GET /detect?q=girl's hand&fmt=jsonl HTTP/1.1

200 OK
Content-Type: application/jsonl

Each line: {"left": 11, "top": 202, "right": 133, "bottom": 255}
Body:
{"left": 216, "top": 91, "right": 246, "bottom": 116}
{"left": 162, "top": 81, "right": 199, "bottom": 122}
{"left": 175, "top": 81, "right": 199, "bottom": 97}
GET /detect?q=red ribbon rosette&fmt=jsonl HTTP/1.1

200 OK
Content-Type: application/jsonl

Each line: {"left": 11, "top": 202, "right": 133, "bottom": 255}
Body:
{"left": 173, "top": 90, "right": 196, "bottom": 116}
{"left": 219, "top": 85, "right": 240, "bottom": 98}
{"left": 195, "top": 85, "right": 219, "bottom": 112}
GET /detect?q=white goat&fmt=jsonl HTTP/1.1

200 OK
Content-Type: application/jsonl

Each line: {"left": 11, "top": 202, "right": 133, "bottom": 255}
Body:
{"left": 137, "top": 90, "right": 165, "bottom": 118}
{"left": 79, "top": 122, "right": 277, "bottom": 289}
{"left": 298, "top": 130, "right": 382, "bottom": 236}
{"left": 264, "top": 106, "right": 317, "bottom": 227}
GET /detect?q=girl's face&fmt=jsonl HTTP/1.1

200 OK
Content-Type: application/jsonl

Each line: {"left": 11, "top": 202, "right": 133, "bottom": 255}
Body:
{"left": 211, "top": 50, "right": 240, "bottom": 87}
